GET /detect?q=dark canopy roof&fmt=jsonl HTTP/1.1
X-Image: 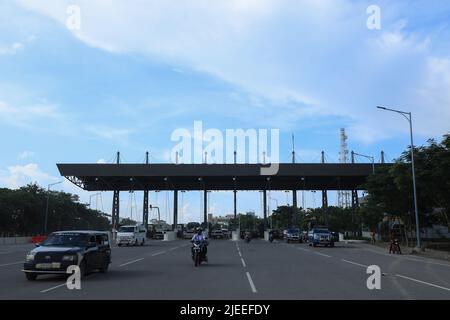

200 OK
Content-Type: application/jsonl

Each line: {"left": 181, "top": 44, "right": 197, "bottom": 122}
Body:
{"left": 57, "top": 163, "right": 386, "bottom": 191}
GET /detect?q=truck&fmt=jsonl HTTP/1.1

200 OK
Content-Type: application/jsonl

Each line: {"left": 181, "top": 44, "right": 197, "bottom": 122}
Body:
{"left": 117, "top": 224, "right": 147, "bottom": 246}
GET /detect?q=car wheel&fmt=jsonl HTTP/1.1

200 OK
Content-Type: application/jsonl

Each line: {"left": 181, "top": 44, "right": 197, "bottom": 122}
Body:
{"left": 330, "top": 242, "right": 335, "bottom": 247}
{"left": 118, "top": 243, "right": 122, "bottom": 247}
{"left": 25, "top": 273, "right": 38, "bottom": 281}
{"left": 99, "top": 259, "right": 109, "bottom": 273}
{"left": 313, "top": 243, "right": 317, "bottom": 247}
{"left": 141, "top": 239, "right": 145, "bottom": 246}
{"left": 308, "top": 243, "right": 312, "bottom": 246}
{"left": 79, "top": 260, "right": 87, "bottom": 278}
{"left": 134, "top": 239, "right": 138, "bottom": 246}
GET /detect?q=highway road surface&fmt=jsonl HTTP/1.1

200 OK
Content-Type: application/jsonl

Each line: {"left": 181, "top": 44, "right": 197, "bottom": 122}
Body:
{"left": 0, "top": 239, "right": 449, "bottom": 299}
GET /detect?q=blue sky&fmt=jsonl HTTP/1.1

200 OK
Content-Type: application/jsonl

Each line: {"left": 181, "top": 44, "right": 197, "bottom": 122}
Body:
{"left": 1, "top": 0, "right": 449, "bottom": 223}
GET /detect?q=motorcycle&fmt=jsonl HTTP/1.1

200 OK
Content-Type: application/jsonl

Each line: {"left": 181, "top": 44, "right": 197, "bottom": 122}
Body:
{"left": 245, "top": 234, "right": 251, "bottom": 243}
{"left": 269, "top": 234, "right": 274, "bottom": 243}
{"left": 192, "top": 241, "right": 207, "bottom": 266}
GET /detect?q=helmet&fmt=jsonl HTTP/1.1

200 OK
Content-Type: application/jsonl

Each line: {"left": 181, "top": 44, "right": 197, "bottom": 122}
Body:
{"left": 196, "top": 227, "right": 203, "bottom": 234}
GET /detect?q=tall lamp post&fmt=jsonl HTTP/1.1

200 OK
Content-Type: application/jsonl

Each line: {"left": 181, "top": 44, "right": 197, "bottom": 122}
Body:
{"left": 377, "top": 106, "right": 421, "bottom": 249}
{"left": 44, "top": 181, "right": 64, "bottom": 235}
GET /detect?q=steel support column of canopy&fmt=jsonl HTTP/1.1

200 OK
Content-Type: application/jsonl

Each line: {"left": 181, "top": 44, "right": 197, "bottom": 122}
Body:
{"left": 173, "top": 190, "right": 178, "bottom": 231}
{"left": 203, "top": 189, "right": 207, "bottom": 228}
{"left": 112, "top": 190, "right": 120, "bottom": 231}
{"left": 263, "top": 189, "right": 267, "bottom": 231}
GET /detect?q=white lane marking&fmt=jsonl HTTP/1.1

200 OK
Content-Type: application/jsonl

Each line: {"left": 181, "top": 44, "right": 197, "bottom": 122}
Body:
{"left": 0, "top": 261, "right": 23, "bottom": 267}
{"left": 395, "top": 274, "right": 450, "bottom": 292}
{"left": 151, "top": 251, "right": 166, "bottom": 257}
{"left": 341, "top": 259, "right": 368, "bottom": 268}
{"left": 241, "top": 258, "right": 247, "bottom": 268}
{"left": 118, "top": 258, "right": 144, "bottom": 267}
{"left": 238, "top": 251, "right": 242, "bottom": 258}
{"left": 297, "top": 247, "right": 310, "bottom": 252}
{"left": 246, "top": 272, "right": 257, "bottom": 293}
{"left": 40, "top": 283, "right": 67, "bottom": 293}
{"left": 168, "top": 246, "right": 179, "bottom": 251}
{"left": 314, "top": 252, "right": 332, "bottom": 258}
{"left": 364, "top": 248, "right": 450, "bottom": 268}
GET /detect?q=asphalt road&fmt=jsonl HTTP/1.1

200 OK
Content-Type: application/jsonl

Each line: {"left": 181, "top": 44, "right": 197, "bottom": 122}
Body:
{"left": 0, "top": 239, "right": 449, "bottom": 299}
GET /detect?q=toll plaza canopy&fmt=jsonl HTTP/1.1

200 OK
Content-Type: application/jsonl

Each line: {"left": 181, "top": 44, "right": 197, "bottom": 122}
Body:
{"left": 57, "top": 163, "right": 386, "bottom": 191}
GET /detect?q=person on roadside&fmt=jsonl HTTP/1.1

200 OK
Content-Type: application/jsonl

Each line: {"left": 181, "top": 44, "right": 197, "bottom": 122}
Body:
{"left": 371, "top": 230, "right": 376, "bottom": 245}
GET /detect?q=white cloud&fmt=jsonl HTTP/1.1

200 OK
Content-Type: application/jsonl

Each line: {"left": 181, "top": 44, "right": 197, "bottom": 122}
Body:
{"left": 96, "top": 158, "right": 107, "bottom": 164}
{"left": 18, "top": 151, "right": 35, "bottom": 160}
{"left": 86, "top": 125, "right": 133, "bottom": 140}
{"left": 14, "top": 0, "right": 450, "bottom": 142}
{"left": 0, "top": 163, "right": 57, "bottom": 189}
{"left": 0, "top": 42, "right": 24, "bottom": 55}
{"left": 0, "top": 100, "right": 66, "bottom": 129}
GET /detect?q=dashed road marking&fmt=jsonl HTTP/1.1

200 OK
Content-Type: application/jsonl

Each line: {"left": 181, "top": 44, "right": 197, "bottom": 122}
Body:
{"left": 151, "top": 251, "right": 166, "bottom": 257}
{"left": 341, "top": 259, "right": 368, "bottom": 268}
{"left": 395, "top": 274, "right": 450, "bottom": 292}
{"left": 40, "top": 283, "right": 67, "bottom": 293}
{"left": 241, "top": 258, "right": 247, "bottom": 268}
{"left": 246, "top": 272, "right": 257, "bottom": 293}
{"left": 314, "top": 252, "right": 332, "bottom": 258}
{"left": 118, "top": 258, "right": 144, "bottom": 267}
{"left": 0, "top": 261, "right": 23, "bottom": 267}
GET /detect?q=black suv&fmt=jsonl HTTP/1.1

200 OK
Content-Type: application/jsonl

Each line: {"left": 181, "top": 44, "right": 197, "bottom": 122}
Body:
{"left": 23, "top": 231, "right": 111, "bottom": 281}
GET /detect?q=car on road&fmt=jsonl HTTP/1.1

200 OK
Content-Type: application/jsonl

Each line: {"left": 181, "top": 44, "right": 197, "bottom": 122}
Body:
{"left": 154, "top": 231, "right": 165, "bottom": 240}
{"left": 308, "top": 228, "right": 335, "bottom": 247}
{"left": 184, "top": 230, "right": 194, "bottom": 239}
{"left": 211, "top": 229, "right": 224, "bottom": 239}
{"left": 117, "top": 224, "right": 147, "bottom": 246}
{"left": 221, "top": 229, "right": 231, "bottom": 239}
{"left": 285, "top": 228, "right": 302, "bottom": 243}
{"left": 23, "top": 230, "right": 111, "bottom": 281}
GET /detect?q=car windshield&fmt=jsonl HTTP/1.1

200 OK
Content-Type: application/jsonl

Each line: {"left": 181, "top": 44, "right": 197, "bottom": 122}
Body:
{"left": 119, "top": 226, "right": 135, "bottom": 232}
{"left": 314, "top": 229, "right": 329, "bottom": 233}
{"left": 41, "top": 233, "right": 88, "bottom": 247}
{"left": 288, "top": 229, "right": 299, "bottom": 233}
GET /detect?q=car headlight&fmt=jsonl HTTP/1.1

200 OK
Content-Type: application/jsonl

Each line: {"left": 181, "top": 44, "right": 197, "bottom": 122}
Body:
{"left": 313, "top": 234, "right": 319, "bottom": 239}
{"left": 26, "top": 253, "right": 35, "bottom": 261}
{"left": 62, "top": 255, "right": 77, "bottom": 261}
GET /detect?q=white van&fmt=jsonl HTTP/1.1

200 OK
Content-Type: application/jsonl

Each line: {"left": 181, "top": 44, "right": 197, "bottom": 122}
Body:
{"left": 117, "top": 224, "right": 147, "bottom": 246}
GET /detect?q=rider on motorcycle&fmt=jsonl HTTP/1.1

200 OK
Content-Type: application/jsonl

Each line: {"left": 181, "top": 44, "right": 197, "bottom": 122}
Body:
{"left": 191, "top": 227, "right": 208, "bottom": 261}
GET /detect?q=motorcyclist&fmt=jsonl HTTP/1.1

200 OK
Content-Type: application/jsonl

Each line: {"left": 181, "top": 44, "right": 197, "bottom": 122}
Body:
{"left": 191, "top": 227, "right": 208, "bottom": 261}
{"left": 269, "top": 230, "right": 274, "bottom": 242}
{"left": 244, "top": 230, "right": 251, "bottom": 242}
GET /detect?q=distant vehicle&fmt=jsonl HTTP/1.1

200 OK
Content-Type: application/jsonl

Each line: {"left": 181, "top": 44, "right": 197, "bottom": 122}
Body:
{"left": 184, "top": 230, "right": 195, "bottom": 240}
{"left": 23, "top": 231, "right": 111, "bottom": 281}
{"left": 117, "top": 224, "right": 147, "bottom": 246}
{"left": 308, "top": 228, "right": 334, "bottom": 247}
{"left": 211, "top": 229, "right": 224, "bottom": 239}
{"left": 285, "top": 228, "right": 302, "bottom": 243}
{"left": 221, "top": 229, "right": 231, "bottom": 239}
{"left": 270, "top": 229, "right": 283, "bottom": 239}
{"left": 154, "top": 231, "right": 165, "bottom": 240}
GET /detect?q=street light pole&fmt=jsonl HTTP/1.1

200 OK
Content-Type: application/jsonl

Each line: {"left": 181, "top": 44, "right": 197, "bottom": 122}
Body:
{"left": 377, "top": 106, "right": 421, "bottom": 249}
{"left": 44, "top": 181, "right": 63, "bottom": 235}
